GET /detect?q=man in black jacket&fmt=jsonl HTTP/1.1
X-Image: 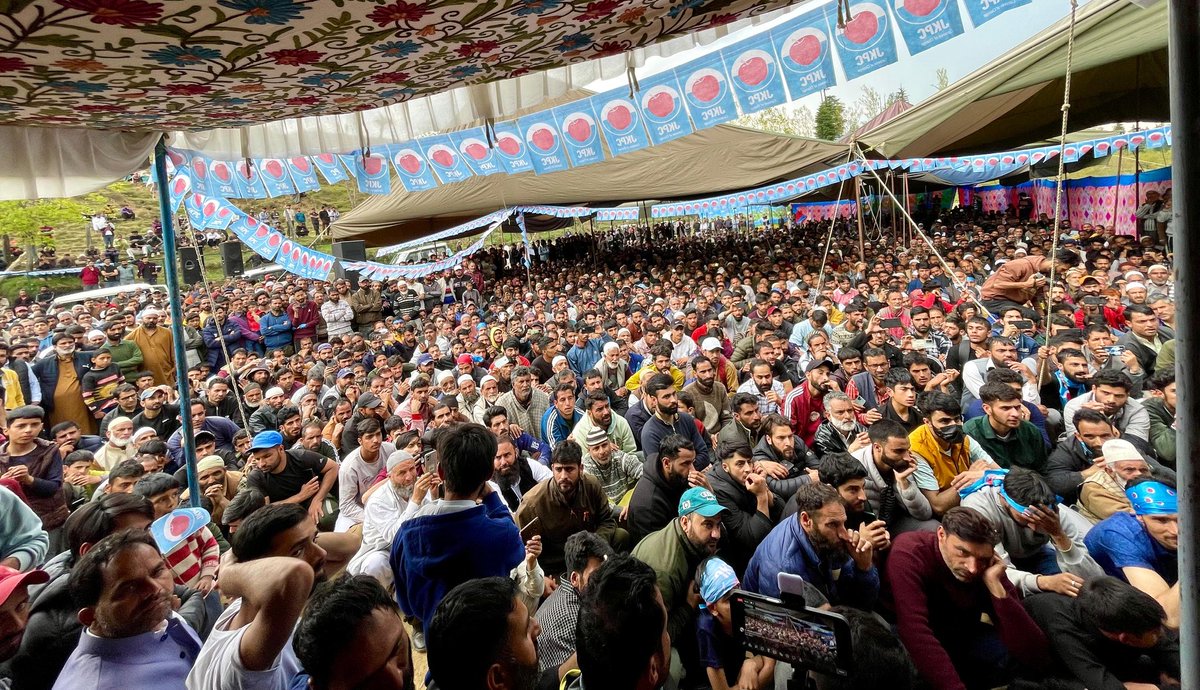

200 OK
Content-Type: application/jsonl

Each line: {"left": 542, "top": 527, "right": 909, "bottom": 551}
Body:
{"left": 626, "top": 434, "right": 704, "bottom": 545}
{"left": 1025, "top": 576, "right": 1178, "bottom": 689}
{"left": 752, "top": 414, "right": 818, "bottom": 501}
{"left": 707, "top": 442, "right": 781, "bottom": 575}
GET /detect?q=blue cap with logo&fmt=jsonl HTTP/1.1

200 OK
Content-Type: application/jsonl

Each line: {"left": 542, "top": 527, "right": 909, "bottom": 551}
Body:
{"left": 698, "top": 557, "right": 740, "bottom": 608}
{"left": 678, "top": 487, "right": 727, "bottom": 518}
{"left": 249, "top": 430, "right": 284, "bottom": 451}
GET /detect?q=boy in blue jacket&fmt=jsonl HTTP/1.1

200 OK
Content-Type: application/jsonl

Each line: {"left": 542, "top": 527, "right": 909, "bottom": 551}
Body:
{"left": 390, "top": 424, "right": 524, "bottom": 635}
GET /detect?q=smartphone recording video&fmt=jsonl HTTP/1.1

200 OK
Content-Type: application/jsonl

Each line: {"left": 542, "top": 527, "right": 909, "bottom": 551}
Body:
{"left": 731, "top": 591, "right": 852, "bottom": 677}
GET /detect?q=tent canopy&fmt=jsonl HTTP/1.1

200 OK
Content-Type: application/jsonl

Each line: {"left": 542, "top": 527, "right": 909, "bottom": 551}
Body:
{"left": 332, "top": 122, "right": 846, "bottom": 246}
{"left": 860, "top": 0, "right": 1168, "bottom": 158}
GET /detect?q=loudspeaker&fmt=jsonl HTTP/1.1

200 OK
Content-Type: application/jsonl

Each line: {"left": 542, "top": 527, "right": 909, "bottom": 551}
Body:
{"left": 221, "top": 241, "right": 245, "bottom": 278}
{"left": 180, "top": 246, "right": 204, "bottom": 285}
{"left": 332, "top": 240, "right": 367, "bottom": 289}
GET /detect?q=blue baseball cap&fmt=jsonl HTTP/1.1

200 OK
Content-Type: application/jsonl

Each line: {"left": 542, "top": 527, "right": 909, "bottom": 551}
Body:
{"left": 698, "top": 557, "right": 740, "bottom": 608}
{"left": 678, "top": 487, "right": 727, "bottom": 518}
{"left": 249, "top": 430, "right": 284, "bottom": 451}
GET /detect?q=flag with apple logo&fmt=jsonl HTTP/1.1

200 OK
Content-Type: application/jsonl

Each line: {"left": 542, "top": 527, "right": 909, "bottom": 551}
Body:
{"left": 772, "top": 6, "right": 837, "bottom": 101}
{"left": 421, "top": 134, "right": 474, "bottom": 184}
{"left": 890, "top": 0, "right": 964, "bottom": 55}
{"left": 592, "top": 89, "right": 651, "bottom": 157}
{"left": 227, "top": 212, "right": 282, "bottom": 262}
{"left": 207, "top": 159, "right": 240, "bottom": 199}
{"left": 962, "top": 0, "right": 1029, "bottom": 27}
{"left": 312, "top": 153, "right": 350, "bottom": 184}
{"left": 389, "top": 145, "right": 438, "bottom": 192}
{"left": 183, "top": 192, "right": 206, "bottom": 228}
{"left": 338, "top": 155, "right": 359, "bottom": 179}
{"left": 725, "top": 34, "right": 789, "bottom": 115}
{"left": 285, "top": 157, "right": 322, "bottom": 193}
{"left": 829, "top": 1, "right": 898, "bottom": 80}
{"left": 678, "top": 52, "right": 739, "bottom": 130}
{"left": 355, "top": 149, "right": 394, "bottom": 195}
{"left": 636, "top": 70, "right": 694, "bottom": 147}
{"left": 490, "top": 121, "right": 536, "bottom": 175}
{"left": 231, "top": 160, "right": 268, "bottom": 199}
{"left": 449, "top": 127, "right": 503, "bottom": 176}
{"left": 167, "top": 170, "right": 191, "bottom": 212}
{"left": 517, "top": 113, "right": 571, "bottom": 175}
{"left": 259, "top": 158, "right": 298, "bottom": 197}
{"left": 552, "top": 102, "right": 606, "bottom": 167}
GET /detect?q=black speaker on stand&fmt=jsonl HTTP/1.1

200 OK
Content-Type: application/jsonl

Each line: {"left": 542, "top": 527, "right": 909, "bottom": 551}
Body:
{"left": 180, "top": 246, "right": 204, "bottom": 285}
{"left": 332, "top": 240, "right": 367, "bottom": 289}
{"left": 221, "top": 241, "right": 245, "bottom": 278}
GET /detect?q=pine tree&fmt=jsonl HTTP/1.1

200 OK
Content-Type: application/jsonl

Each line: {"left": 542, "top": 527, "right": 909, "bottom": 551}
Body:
{"left": 814, "top": 96, "right": 846, "bottom": 141}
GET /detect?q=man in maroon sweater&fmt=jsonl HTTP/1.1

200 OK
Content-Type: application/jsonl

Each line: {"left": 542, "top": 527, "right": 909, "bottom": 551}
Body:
{"left": 885, "top": 506, "right": 1050, "bottom": 690}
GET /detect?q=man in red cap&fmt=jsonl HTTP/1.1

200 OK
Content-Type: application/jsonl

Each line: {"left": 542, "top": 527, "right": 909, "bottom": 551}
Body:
{"left": 0, "top": 564, "right": 49, "bottom": 663}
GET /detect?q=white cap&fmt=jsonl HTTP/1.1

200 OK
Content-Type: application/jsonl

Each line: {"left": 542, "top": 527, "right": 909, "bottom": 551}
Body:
{"left": 457, "top": 374, "right": 474, "bottom": 386}
{"left": 1126, "top": 282, "right": 1146, "bottom": 291}
{"left": 552, "top": 355, "right": 568, "bottom": 366}
{"left": 602, "top": 342, "right": 620, "bottom": 354}
{"left": 438, "top": 371, "right": 455, "bottom": 383}
{"left": 701, "top": 337, "right": 722, "bottom": 351}
{"left": 264, "top": 386, "right": 285, "bottom": 399}
{"left": 480, "top": 375, "right": 497, "bottom": 386}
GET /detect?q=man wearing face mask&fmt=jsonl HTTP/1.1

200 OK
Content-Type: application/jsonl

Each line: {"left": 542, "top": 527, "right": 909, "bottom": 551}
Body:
{"left": 1076, "top": 439, "right": 1154, "bottom": 523}
{"left": 1045, "top": 408, "right": 1131, "bottom": 506}
{"left": 908, "top": 392, "right": 997, "bottom": 518}
{"left": 852, "top": 420, "right": 936, "bottom": 532}
{"left": 33, "top": 333, "right": 97, "bottom": 434}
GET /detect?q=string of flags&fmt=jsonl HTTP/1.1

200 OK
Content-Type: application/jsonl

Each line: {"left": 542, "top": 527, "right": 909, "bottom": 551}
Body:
{"left": 164, "top": 0, "right": 1045, "bottom": 199}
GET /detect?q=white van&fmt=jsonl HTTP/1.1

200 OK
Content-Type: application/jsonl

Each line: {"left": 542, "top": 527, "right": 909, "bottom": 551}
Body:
{"left": 388, "top": 242, "right": 451, "bottom": 265}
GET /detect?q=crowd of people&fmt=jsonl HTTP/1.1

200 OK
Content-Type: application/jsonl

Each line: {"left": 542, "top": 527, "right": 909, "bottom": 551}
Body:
{"left": 0, "top": 204, "right": 1182, "bottom": 690}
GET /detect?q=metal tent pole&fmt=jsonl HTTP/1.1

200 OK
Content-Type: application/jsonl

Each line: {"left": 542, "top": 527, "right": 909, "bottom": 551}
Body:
{"left": 152, "top": 138, "right": 202, "bottom": 508}
{"left": 1169, "top": 0, "right": 1199, "bottom": 686}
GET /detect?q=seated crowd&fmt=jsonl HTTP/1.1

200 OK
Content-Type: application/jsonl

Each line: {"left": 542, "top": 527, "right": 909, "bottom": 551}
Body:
{"left": 0, "top": 215, "right": 1182, "bottom": 690}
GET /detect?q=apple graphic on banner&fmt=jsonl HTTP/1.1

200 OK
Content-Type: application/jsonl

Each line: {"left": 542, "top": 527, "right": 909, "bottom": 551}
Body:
{"left": 737, "top": 56, "right": 769, "bottom": 86}
{"left": 254, "top": 223, "right": 269, "bottom": 238}
{"left": 397, "top": 153, "right": 422, "bottom": 174}
{"left": 218, "top": 208, "right": 231, "bottom": 218}
{"left": 317, "top": 153, "right": 335, "bottom": 164}
{"left": 263, "top": 160, "right": 283, "bottom": 179}
{"left": 530, "top": 127, "right": 556, "bottom": 152}
{"left": 465, "top": 142, "right": 489, "bottom": 160}
{"left": 605, "top": 104, "right": 633, "bottom": 131}
{"left": 843, "top": 11, "right": 879, "bottom": 45}
{"left": 789, "top": 35, "right": 822, "bottom": 66}
{"left": 213, "top": 162, "right": 232, "bottom": 183}
{"left": 646, "top": 90, "right": 675, "bottom": 119}
{"left": 902, "top": 0, "right": 939, "bottom": 17}
{"left": 293, "top": 248, "right": 301, "bottom": 261}
{"left": 430, "top": 148, "right": 455, "bottom": 168}
{"left": 192, "top": 159, "right": 207, "bottom": 179}
{"left": 172, "top": 178, "right": 187, "bottom": 195}
{"left": 167, "top": 150, "right": 186, "bottom": 168}
{"left": 497, "top": 135, "right": 521, "bottom": 156}
{"left": 191, "top": 193, "right": 202, "bottom": 206}
{"left": 282, "top": 241, "right": 292, "bottom": 256}
{"left": 690, "top": 74, "right": 720, "bottom": 103}
{"left": 566, "top": 117, "right": 592, "bottom": 142}
{"left": 363, "top": 156, "right": 384, "bottom": 175}
{"left": 237, "top": 162, "right": 255, "bottom": 180}
{"left": 290, "top": 157, "right": 311, "bottom": 173}
{"left": 203, "top": 200, "right": 218, "bottom": 216}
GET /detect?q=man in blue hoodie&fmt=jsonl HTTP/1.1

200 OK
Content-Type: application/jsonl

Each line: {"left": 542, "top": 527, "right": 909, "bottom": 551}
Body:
{"left": 390, "top": 423, "right": 525, "bottom": 636}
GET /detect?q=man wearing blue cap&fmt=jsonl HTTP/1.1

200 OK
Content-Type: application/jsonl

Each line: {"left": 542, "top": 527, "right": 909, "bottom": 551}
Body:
{"left": 1084, "top": 477, "right": 1180, "bottom": 630}
{"left": 632, "top": 486, "right": 726, "bottom": 687}
{"left": 244, "top": 430, "right": 338, "bottom": 525}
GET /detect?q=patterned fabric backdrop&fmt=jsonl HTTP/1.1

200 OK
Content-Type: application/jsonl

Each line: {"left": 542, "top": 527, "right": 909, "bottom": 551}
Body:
{"left": 1066, "top": 170, "right": 1172, "bottom": 234}
{"left": 0, "top": 0, "right": 800, "bottom": 130}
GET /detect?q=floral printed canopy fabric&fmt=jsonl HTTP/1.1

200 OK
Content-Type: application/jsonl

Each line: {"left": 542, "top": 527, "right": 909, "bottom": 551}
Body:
{"left": 0, "top": 0, "right": 804, "bottom": 131}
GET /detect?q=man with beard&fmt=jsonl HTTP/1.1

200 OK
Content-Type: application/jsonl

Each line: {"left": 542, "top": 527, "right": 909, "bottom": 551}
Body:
{"left": 188, "top": 504, "right": 329, "bottom": 690}
{"left": 753, "top": 414, "right": 818, "bottom": 501}
{"left": 295, "top": 574, "right": 416, "bottom": 690}
{"left": 1045, "top": 408, "right": 1129, "bottom": 506}
{"left": 98, "top": 383, "right": 140, "bottom": 438}
{"left": 707, "top": 442, "right": 781, "bottom": 574}
{"left": 336, "top": 418, "right": 396, "bottom": 532}
{"left": 961, "top": 337, "right": 1039, "bottom": 408}
{"left": 492, "top": 434, "right": 552, "bottom": 512}
{"left": 471, "top": 375, "right": 501, "bottom": 424}
{"left": 716, "top": 393, "right": 763, "bottom": 451}
{"left": 627, "top": 434, "right": 706, "bottom": 544}
{"left": 640, "top": 374, "right": 710, "bottom": 469}
{"left": 202, "top": 305, "right": 248, "bottom": 369}
{"left": 886, "top": 507, "right": 1049, "bottom": 690}
{"left": 744, "top": 482, "right": 878, "bottom": 608}
{"left": 535, "top": 531, "right": 616, "bottom": 673}
{"left": 683, "top": 355, "right": 730, "bottom": 434}
{"left": 812, "top": 392, "right": 870, "bottom": 459}
{"left": 497, "top": 367, "right": 551, "bottom": 444}
{"left": 98, "top": 319, "right": 144, "bottom": 384}
{"left": 580, "top": 427, "right": 642, "bottom": 506}
{"left": 180, "top": 455, "right": 242, "bottom": 528}
{"left": 1085, "top": 478, "right": 1180, "bottom": 630}
{"left": 1076, "top": 439, "right": 1153, "bottom": 523}
{"left": 244, "top": 430, "right": 338, "bottom": 525}
{"left": 33, "top": 333, "right": 97, "bottom": 434}
{"left": 428, "top": 577, "right": 544, "bottom": 690}
{"left": 1041, "top": 346, "right": 1092, "bottom": 414}
{"left": 782, "top": 358, "right": 836, "bottom": 447}
{"left": 130, "top": 385, "right": 180, "bottom": 441}
{"left": 736, "top": 358, "right": 785, "bottom": 416}
{"left": 91, "top": 416, "right": 135, "bottom": 472}
{"left": 54, "top": 530, "right": 202, "bottom": 688}
{"left": 202, "top": 377, "right": 243, "bottom": 427}
{"left": 348, "top": 450, "right": 440, "bottom": 589}
{"left": 127, "top": 307, "right": 173, "bottom": 385}
{"left": 1063, "top": 369, "right": 1150, "bottom": 442}
{"left": 516, "top": 442, "right": 620, "bottom": 577}
{"left": 632, "top": 487, "right": 726, "bottom": 680}
{"left": 850, "top": 420, "right": 936, "bottom": 533}
{"left": 571, "top": 391, "right": 636, "bottom": 455}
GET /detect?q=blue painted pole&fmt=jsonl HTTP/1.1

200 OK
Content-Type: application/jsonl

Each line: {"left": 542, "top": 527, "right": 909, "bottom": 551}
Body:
{"left": 152, "top": 138, "right": 202, "bottom": 508}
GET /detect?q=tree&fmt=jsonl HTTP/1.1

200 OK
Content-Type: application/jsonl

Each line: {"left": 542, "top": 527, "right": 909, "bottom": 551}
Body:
{"left": 887, "top": 87, "right": 910, "bottom": 106}
{"left": 934, "top": 68, "right": 951, "bottom": 91}
{"left": 814, "top": 96, "right": 846, "bottom": 141}
{"left": 736, "top": 104, "right": 815, "bottom": 138}
{"left": 0, "top": 196, "right": 102, "bottom": 269}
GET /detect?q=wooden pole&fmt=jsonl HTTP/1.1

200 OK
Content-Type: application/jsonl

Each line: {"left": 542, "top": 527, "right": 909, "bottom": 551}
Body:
{"left": 1112, "top": 145, "right": 1125, "bottom": 232}
{"left": 902, "top": 173, "right": 912, "bottom": 249}
{"left": 855, "top": 175, "right": 866, "bottom": 263}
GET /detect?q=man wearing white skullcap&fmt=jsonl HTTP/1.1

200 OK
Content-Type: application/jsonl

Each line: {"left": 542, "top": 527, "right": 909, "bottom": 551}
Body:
{"left": 347, "top": 450, "right": 439, "bottom": 589}
{"left": 128, "top": 305, "right": 175, "bottom": 386}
